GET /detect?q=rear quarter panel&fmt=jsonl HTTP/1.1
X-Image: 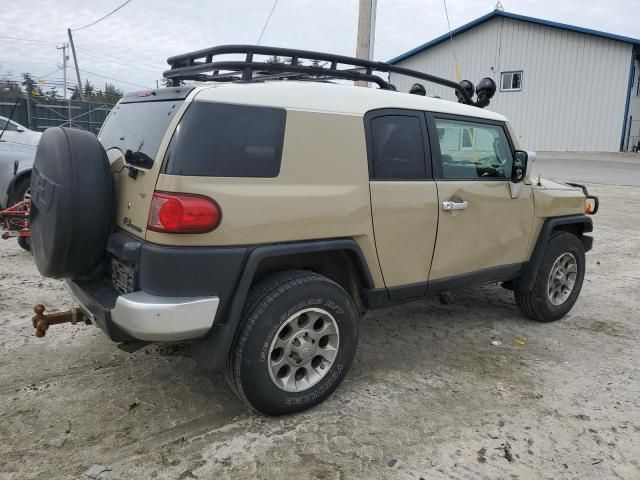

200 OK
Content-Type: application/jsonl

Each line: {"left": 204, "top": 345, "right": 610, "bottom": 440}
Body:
{"left": 150, "top": 109, "right": 385, "bottom": 288}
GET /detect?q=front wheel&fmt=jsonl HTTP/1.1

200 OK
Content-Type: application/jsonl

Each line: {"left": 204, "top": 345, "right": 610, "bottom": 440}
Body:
{"left": 227, "top": 271, "right": 358, "bottom": 415}
{"left": 515, "top": 231, "right": 585, "bottom": 322}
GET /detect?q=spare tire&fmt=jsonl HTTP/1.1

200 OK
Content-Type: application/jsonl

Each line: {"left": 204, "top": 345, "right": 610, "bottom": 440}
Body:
{"left": 30, "top": 127, "right": 113, "bottom": 278}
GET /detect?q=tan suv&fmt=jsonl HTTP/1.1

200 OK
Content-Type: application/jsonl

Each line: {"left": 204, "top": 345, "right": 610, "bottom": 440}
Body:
{"left": 29, "top": 46, "right": 597, "bottom": 415}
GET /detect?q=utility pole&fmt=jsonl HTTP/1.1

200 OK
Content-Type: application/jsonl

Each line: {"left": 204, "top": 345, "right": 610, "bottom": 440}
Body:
{"left": 67, "top": 29, "right": 85, "bottom": 101}
{"left": 57, "top": 43, "right": 71, "bottom": 126}
{"left": 356, "top": 0, "right": 377, "bottom": 87}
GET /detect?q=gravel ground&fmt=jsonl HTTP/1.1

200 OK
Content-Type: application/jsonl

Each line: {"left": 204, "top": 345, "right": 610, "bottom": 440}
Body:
{"left": 1, "top": 184, "right": 639, "bottom": 480}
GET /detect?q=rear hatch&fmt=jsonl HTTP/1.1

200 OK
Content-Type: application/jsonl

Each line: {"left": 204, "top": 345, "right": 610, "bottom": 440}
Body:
{"left": 98, "top": 87, "right": 193, "bottom": 240}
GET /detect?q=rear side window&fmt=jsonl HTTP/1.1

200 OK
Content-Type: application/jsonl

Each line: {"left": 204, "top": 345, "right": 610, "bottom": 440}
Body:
{"left": 163, "top": 102, "right": 286, "bottom": 177}
{"left": 369, "top": 115, "right": 427, "bottom": 180}
{"left": 99, "top": 100, "right": 183, "bottom": 164}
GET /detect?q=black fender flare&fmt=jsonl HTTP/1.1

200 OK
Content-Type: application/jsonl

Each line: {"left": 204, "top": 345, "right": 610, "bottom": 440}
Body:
{"left": 192, "top": 238, "right": 375, "bottom": 371}
{"left": 515, "top": 215, "right": 593, "bottom": 293}
{"left": 7, "top": 169, "right": 31, "bottom": 199}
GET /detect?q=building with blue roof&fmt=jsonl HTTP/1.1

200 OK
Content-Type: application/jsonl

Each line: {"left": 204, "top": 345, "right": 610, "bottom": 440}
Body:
{"left": 388, "top": 10, "right": 639, "bottom": 151}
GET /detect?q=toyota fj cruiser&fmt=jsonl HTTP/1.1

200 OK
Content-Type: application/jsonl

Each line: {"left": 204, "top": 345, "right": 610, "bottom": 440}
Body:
{"left": 29, "top": 46, "right": 597, "bottom": 415}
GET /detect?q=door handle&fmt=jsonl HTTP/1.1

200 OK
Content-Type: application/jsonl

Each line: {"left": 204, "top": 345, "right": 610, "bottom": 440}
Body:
{"left": 442, "top": 200, "right": 468, "bottom": 211}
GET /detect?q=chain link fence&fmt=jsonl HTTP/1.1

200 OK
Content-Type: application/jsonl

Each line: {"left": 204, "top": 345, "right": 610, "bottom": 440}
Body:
{"left": 0, "top": 93, "right": 115, "bottom": 135}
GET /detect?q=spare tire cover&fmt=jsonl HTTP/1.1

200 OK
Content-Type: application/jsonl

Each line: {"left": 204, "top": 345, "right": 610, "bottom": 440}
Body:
{"left": 30, "top": 127, "right": 113, "bottom": 278}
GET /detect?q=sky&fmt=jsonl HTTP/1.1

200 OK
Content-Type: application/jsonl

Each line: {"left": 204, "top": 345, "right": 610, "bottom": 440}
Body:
{"left": 0, "top": 0, "right": 637, "bottom": 95}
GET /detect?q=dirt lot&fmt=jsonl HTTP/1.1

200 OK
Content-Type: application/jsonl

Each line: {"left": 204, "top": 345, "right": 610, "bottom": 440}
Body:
{"left": 1, "top": 183, "right": 639, "bottom": 480}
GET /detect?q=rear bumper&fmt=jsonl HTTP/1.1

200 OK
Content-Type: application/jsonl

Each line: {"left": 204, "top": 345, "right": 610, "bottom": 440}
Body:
{"left": 65, "top": 280, "right": 220, "bottom": 342}
{"left": 111, "top": 292, "right": 219, "bottom": 341}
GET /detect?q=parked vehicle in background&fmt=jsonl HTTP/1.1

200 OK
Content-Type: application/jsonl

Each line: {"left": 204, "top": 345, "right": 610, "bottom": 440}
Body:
{"left": 0, "top": 140, "right": 35, "bottom": 210}
{"left": 0, "top": 116, "right": 42, "bottom": 147}
{"left": 0, "top": 141, "right": 35, "bottom": 251}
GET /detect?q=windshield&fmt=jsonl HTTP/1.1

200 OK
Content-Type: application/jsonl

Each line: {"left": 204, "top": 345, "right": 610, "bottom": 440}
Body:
{"left": 98, "top": 100, "right": 183, "bottom": 164}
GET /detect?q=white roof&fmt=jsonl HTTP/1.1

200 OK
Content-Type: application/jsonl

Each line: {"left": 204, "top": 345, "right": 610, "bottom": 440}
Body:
{"left": 192, "top": 81, "right": 508, "bottom": 122}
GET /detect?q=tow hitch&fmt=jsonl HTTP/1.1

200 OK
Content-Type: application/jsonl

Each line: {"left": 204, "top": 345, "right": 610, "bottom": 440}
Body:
{"left": 32, "top": 304, "right": 91, "bottom": 337}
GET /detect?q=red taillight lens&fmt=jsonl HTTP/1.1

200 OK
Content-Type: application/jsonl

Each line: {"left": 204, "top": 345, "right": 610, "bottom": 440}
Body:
{"left": 147, "top": 192, "right": 221, "bottom": 233}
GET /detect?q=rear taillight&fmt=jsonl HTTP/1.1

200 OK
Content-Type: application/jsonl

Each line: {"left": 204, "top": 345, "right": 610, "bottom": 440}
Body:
{"left": 147, "top": 192, "right": 221, "bottom": 233}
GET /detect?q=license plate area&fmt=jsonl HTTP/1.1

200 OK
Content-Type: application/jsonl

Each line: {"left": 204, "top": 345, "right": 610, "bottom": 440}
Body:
{"left": 111, "top": 257, "right": 137, "bottom": 294}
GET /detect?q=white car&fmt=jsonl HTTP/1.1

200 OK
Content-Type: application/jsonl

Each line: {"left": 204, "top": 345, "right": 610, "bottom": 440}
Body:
{"left": 0, "top": 116, "right": 42, "bottom": 146}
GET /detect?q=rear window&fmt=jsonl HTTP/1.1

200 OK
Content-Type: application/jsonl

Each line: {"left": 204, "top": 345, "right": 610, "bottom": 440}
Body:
{"left": 99, "top": 100, "right": 183, "bottom": 164}
{"left": 162, "top": 102, "right": 286, "bottom": 177}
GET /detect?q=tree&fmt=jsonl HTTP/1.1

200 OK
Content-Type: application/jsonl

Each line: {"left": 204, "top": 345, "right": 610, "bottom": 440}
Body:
{"left": 267, "top": 55, "right": 284, "bottom": 64}
{"left": 103, "top": 83, "right": 123, "bottom": 104}
{"left": 83, "top": 79, "right": 94, "bottom": 98}
{"left": 161, "top": 77, "right": 185, "bottom": 88}
{"left": 22, "top": 73, "right": 43, "bottom": 97}
{"left": 0, "top": 67, "right": 22, "bottom": 99}
{"left": 45, "top": 88, "right": 60, "bottom": 100}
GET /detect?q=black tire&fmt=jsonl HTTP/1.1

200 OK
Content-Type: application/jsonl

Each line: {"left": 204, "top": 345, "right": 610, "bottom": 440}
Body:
{"left": 227, "top": 270, "right": 358, "bottom": 415}
{"left": 17, "top": 236, "right": 31, "bottom": 252}
{"left": 30, "top": 127, "right": 113, "bottom": 279}
{"left": 8, "top": 174, "right": 30, "bottom": 207}
{"left": 515, "top": 231, "right": 585, "bottom": 322}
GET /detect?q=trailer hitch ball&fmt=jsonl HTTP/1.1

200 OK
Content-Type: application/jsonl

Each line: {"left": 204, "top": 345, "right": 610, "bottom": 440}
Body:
{"left": 32, "top": 304, "right": 91, "bottom": 338}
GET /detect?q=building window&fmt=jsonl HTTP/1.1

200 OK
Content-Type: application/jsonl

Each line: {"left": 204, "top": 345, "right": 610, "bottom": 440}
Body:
{"left": 501, "top": 71, "right": 523, "bottom": 92}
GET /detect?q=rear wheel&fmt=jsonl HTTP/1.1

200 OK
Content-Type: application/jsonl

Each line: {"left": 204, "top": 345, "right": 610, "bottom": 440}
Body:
{"left": 227, "top": 271, "right": 358, "bottom": 415}
{"left": 8, "top": 175, "right": 32, "bottom": 252}
{"left": 515, "top": 231, "right": 585, "bottom": 322}
{"left": 8, "top": 174, "right": 30, "bottom": 207}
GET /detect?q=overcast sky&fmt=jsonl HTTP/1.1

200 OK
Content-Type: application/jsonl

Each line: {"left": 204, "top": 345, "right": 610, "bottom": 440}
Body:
{"left": 1, "top": 0, "right": 637, "bottom": 94}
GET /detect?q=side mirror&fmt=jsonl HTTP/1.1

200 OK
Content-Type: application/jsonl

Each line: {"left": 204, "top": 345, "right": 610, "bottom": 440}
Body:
{"left": 16, "top": 127, "right": 25, "bottom": 132}
{"left": 511, "top": 150, "right": 528, "bottom": 183}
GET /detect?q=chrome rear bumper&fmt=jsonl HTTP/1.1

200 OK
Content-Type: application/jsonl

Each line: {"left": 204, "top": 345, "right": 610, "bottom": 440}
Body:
{"left": 65, "top": 279, "right": 219, "bottom": 341}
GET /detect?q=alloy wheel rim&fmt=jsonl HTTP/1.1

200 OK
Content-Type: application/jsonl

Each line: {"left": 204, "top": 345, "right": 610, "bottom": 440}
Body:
{"left": 267, "top": 307, "right": 339, "bottom": 392}
{"left": 547, "top": 252, "right": 577, "bottom": 306}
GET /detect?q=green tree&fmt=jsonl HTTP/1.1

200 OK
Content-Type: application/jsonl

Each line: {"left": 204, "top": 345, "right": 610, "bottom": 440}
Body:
{"left": 45, "top": 88, "right": 60, "bottom": 100}
{"left": 83, "top": 79, "right": 95, "bottom": 99}
{"left": 22, "top": 73, "right": 43, "bottom": 97}
{"left": 104, "top": 83, "right": 123, "bottom": 104}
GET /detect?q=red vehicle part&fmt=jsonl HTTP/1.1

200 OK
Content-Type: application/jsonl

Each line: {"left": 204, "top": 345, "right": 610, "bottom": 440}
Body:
{"left": 0, "top": 200, "right": 31, "bottom": 240}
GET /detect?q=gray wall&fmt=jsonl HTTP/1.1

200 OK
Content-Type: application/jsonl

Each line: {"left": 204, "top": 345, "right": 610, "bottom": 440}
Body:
{"left": 391, "top": 17, "right": 634, "bottom": 152}
{"left": 626, "top": 57, "right": 640, "bottom": 150}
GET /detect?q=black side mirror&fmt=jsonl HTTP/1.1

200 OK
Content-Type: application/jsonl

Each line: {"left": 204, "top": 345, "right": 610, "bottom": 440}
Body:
{"left": 511, "top": 150, "right": 528, "bottom": 183}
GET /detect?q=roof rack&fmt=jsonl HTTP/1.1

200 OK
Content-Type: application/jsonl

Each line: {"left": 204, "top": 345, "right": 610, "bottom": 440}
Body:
{"left": 163, "top": 44, "right": 476, "bottom": 104}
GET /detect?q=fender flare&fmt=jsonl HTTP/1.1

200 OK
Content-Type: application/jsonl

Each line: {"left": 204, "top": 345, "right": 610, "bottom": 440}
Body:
{"left": 192, "top": 238, "right": 375, "bottom": 371}
{"left": 7, "top": 169, "right": 31, "bottom": 200}
{"left": 515, "top": 215, "right": 593, "bottom": 293}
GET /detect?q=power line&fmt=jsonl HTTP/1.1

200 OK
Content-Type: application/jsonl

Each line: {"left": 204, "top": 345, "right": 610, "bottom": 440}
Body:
{"left": 71, "top": 0, "right": 134, "bottom": 31}
{"left": 442, "top": 0, "right": 461, "bottom": 82}
{"left": 257, "top": 0, "right": 280, "bottom": 45}
{"left": 75, "top": 48, "right": 160, "bottom": 73}
{"left": 0, "top": 35, "right": 60, "bottom": 45}
{"left": 36, "top": 67, "right": 63, "bottom": 79}
{"left": 79, "top": 68, "right": 149, "bottom": 88}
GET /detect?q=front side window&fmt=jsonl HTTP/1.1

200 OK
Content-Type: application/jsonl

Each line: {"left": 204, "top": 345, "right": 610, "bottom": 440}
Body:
{"left": 501, "top": 71, "right": 523, "bottom": 92}
{"left": 434, "top": 118, "right": 513, "bottom": 180}
{"left": 369, "top": 115, "right": 427, "bottom": 180}
{"left": 163, "top": 102, "right": 286, "bottom": 177}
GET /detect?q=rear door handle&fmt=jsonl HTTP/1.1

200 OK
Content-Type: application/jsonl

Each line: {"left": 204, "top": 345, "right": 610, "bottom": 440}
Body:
{"left": 442, "top": 200, "right": 468, "bottom": 211}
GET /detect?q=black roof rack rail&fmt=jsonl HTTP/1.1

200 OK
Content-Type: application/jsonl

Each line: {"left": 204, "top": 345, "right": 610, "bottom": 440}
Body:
{"left": 163, "top": 45, "right": 481, "bottom": 105}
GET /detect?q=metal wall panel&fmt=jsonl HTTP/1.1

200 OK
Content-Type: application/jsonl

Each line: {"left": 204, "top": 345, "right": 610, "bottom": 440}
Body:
{"left": 391, "top": 17, "right": 633, "bottom": 151}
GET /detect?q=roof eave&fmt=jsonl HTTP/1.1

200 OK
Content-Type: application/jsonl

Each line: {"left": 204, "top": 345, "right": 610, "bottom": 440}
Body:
{"left": 388, "top": 9, "right": 640, "bottom": 65}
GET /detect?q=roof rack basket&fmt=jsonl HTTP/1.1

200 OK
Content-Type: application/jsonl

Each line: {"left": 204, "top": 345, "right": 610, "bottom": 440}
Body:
{"left": 163, "top": 44, "right": 477, "bottom": 105}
